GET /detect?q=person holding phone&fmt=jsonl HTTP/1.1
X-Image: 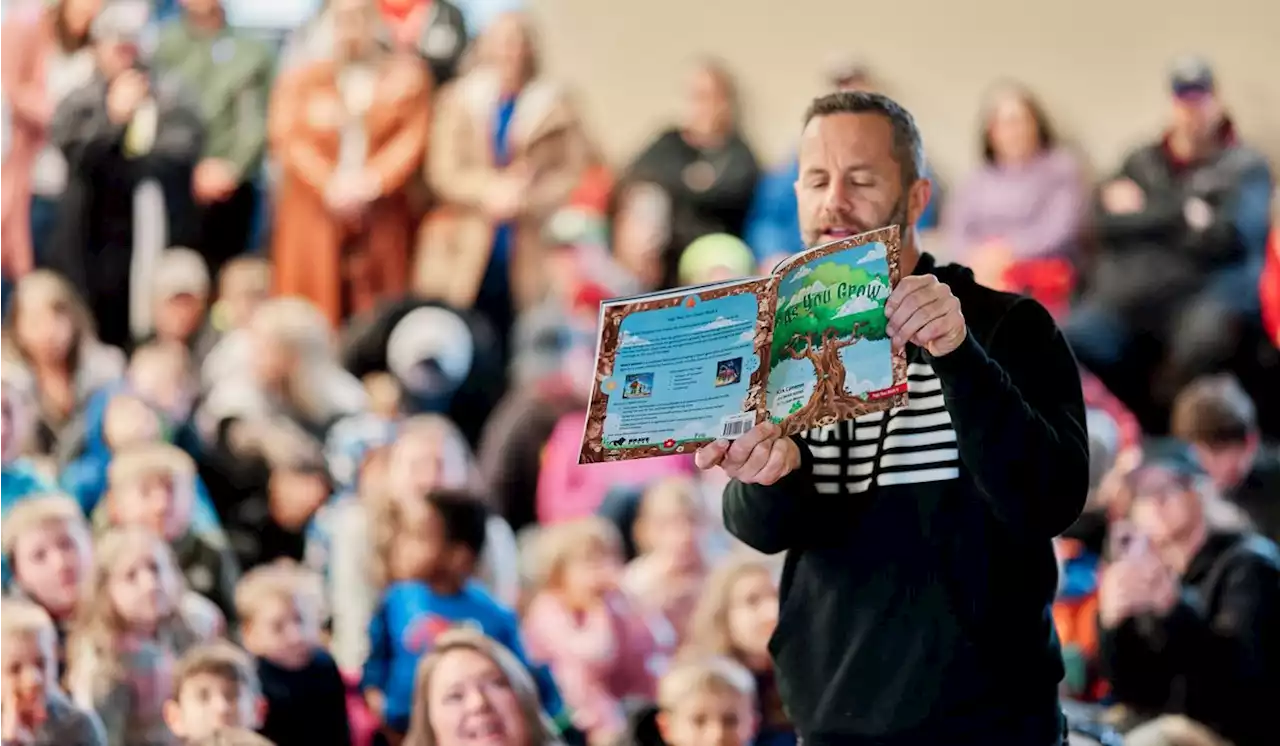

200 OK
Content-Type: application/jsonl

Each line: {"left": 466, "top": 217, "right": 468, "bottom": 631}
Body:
{"left": 1097, "top": 439, "right": 1280, "bottom": 746}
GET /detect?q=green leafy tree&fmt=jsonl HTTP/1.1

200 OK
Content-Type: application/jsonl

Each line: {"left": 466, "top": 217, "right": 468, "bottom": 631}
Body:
{"left": 770, "top": 269, "right": 890, "bottom": 370}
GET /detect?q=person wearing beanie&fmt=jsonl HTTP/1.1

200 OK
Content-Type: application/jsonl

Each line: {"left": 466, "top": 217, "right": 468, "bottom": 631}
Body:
{"left": 677, "top": 233, "right": 758, "bottom": 286}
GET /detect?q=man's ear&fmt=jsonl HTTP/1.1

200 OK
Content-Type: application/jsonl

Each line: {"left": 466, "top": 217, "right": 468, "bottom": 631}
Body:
{"left": 906, "top": 177, "right": 933, "bottom": 229}
{"left": 162, "top": 699, "right": 186, "bottom": 738}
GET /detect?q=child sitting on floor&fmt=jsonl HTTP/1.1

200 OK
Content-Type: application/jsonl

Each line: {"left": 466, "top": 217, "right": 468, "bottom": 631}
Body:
{"left": 162, "top": 642, "right": 261, "bottom": 744}
{"left": 1, "top": 598, "right": 106, "bottom": 746}
{"left": 522, "top": 517, "right": 671, "bottom": 745}
{"left": 623, "top": 477, "right": 708, "bottom": 640}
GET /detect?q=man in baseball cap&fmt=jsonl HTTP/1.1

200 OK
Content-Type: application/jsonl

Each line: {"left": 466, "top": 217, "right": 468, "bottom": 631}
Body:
{"left": 1098, "top": 435, "right": 1280, "bottom": 746}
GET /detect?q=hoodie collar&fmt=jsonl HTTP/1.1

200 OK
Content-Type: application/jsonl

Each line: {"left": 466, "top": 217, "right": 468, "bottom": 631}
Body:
{"left": 910, "top": 251, "right": 937, "bottom": 277}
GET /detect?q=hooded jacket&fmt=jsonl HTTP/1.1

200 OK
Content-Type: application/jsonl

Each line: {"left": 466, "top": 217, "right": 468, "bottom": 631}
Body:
{"left": 723, "top": 254, "right": 1088, "bottom": 746}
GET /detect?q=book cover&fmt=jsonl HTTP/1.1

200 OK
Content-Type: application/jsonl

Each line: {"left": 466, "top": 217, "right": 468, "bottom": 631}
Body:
{"left": 579, "top": 226, "right": 907, "bottom": 463}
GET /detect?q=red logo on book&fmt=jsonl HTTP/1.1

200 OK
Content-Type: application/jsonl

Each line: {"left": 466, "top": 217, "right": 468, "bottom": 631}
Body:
{"left": 866, "top": 382, "right": 908, "bottom": 401}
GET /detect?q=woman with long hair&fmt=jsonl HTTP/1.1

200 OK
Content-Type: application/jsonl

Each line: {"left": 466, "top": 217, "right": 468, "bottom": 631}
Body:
{"left": 943, "top": 82, "right": 1087, "bottom": 313}
{"left": 1, "top": 0, "right": 103, "bottom": 282}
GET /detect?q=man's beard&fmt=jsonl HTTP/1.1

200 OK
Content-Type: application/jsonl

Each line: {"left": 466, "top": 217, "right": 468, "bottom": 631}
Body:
{"left": 806, "top": 194, "right": 911, "bottom": 249}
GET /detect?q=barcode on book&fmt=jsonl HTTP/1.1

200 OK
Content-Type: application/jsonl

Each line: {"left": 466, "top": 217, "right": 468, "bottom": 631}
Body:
{"left": 720, "top": 413, "right": 757, "bottom": 439}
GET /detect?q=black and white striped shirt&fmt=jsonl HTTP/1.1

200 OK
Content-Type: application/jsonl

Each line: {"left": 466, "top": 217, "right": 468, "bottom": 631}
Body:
{"left": 800, "top": 362, "right": 961, "bottom": 494}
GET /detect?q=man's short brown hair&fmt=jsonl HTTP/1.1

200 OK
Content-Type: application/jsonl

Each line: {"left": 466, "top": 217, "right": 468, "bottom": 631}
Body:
{"left": 172, "top": 641, "right": 260, "bottom": 701}
{"left": 1170, "top": 374, "right": 1257, "bottom": 446}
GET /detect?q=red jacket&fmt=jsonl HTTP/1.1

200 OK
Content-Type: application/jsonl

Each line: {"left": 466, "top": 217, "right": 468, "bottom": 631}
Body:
{"left": 1262, "top": 228, "right": 1280, "bottom": 348}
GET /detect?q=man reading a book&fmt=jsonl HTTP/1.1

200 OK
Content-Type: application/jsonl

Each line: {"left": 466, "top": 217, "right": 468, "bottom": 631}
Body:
{"left": 696, "top": 91, "right": 1089, "bottom": 746}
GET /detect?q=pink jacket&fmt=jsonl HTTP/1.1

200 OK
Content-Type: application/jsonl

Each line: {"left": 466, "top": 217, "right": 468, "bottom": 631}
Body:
{"left": 1, "top": 8, "right": 54, "bottom": 279}
{"left": 522, "top": 591, "right": 672, "bottom": 739}
{"left": 536, "top": 412, "right": 696, "bottom": 524}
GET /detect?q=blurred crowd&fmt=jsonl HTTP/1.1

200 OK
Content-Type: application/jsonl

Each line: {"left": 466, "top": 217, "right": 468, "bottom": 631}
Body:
{"left": 1, "top": 1, "right": 1277, "bottom": 746}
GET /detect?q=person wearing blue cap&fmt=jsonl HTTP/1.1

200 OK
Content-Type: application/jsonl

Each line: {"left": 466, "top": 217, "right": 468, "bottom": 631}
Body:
{"left": 1065, "top": 56, "right": 1274, "bottom": 420}
{"left": 1097, "top": 439, "right": 1280, "bottom": 746}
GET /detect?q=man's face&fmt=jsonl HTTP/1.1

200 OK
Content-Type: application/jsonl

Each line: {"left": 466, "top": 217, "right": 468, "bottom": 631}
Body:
{"left": 1130, "top": 467, "right": 1203, "bottom": 551}
{"left": 1171, "top": 91, "right": 1222, "bottom": 145}
{"left": 795, "top": 112, "right": 919, "bottom": 248}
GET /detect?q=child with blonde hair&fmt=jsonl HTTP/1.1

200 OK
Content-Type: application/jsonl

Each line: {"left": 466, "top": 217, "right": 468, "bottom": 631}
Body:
{"left": 235, "top": 562, "right": 350, "bottom": 746}
{"left": 66, "top": 527, "right": 216, "bottom": 746}
{"left": 522, "top": 517, "right": 671, "bottom": 745}
{"left": 655, "top": 657, "right": 758, "bottom": 746}
{"left": 105, "top": 442, "right": 239, "bottom": 623}
{"left": 623, "top": 476, "right": 708, "bottom": 639}
{"left": 162, "top": 642, "right": 262, "bottom": 744}
{"left": 2, "top": 494, "right": 94, "bottom": 675}
{"left": 682, "top": 556, "right": 791, "bottom": 746}
{"left": 1, "top": 598, "right": 106, "bottom": 746}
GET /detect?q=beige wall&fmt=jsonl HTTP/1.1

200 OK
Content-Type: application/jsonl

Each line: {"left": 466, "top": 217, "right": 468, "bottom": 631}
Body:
{"left": 530, "top": 0, "right": 1279, "bottom": 186}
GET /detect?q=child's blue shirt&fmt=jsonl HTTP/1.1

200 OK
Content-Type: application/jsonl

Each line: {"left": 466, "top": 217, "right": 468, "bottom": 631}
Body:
{"left": 361, "top": 580, "right": 566, "bottom": 733}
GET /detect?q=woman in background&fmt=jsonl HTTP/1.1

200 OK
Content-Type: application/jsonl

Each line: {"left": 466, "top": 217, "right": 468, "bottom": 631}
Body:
{"left": 943, "top": 82, "right": 1086, "bottom": 314}
{"left": 269, "top": 0, "right": 431, "bottom": 328}
{"left": 626, "top": 60, "right": 759, "bottom": 250}
{"left": 416, "top": 11, "right": 589, "bottom": 354}
{"left": 1, "top": 0, "right": 102, "bottom": 285}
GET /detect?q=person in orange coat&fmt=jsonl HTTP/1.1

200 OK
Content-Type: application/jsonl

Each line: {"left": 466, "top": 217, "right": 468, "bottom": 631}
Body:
{"left": 268, "top": 0, "right": 431, "bottom": 328}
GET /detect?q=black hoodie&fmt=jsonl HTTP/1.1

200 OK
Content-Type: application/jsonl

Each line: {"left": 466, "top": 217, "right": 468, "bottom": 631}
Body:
{"left": 723, "top": 254, "right": 1088, "bottom": 746}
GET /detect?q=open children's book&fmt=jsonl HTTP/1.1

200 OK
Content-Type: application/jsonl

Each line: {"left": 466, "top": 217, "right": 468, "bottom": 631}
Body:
{"left": 579, "top": 225, "right": 909, "bottom": 463}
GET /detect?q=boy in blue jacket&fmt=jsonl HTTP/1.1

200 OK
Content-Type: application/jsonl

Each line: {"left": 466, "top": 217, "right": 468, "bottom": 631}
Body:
{"left": 361, "top": 488, "right": 572, "bottom": 740}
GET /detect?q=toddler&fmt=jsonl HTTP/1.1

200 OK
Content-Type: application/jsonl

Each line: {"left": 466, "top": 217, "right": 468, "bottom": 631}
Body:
{"left": 361, "top": 488, "right": 527, "bottom": 740}
{"left": 2, "top": 494, "right": 94, "bottom": 675}
{"left": 162, "top": 642, "right": 261, "bottom": 744}
{"left": 623, "top": 477, "right": 708, "bottom": 639}
{"left": 683, "top": 557, "right": 791, "bottom": 746}
{"left": 2, "top": 372, "right": 53, "bottom": 520}
{"left": 236, "top": 562, "right": 351, "bottom": 746}
{"left": 655, "top": 658, "right": 758, "bottom": 746}
{"left": 66, "top": 527, "right": 212, "bottom": 746}
{"left": 105, "top": 442, "right": 239, "bottom": 623}
{"left": 1, "top": 598, "right": 105, "bottom": 746}
{"left": 522, "top": 517, "right": 672, "bottom": 745}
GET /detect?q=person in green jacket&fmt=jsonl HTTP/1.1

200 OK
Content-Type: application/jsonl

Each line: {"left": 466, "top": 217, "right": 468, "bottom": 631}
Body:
{"left": 153, "top": 0, "right": 273, "bottom": 278}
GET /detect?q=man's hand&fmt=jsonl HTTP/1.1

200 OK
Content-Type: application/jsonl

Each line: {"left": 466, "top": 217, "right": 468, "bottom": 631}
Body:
{"left": 1098, "top": 553, "right": 1177, "bottom": 628}
{"left": 1098, "top": 559, "right": 1147, "bottom": 628}
{"left": 695, "top": 422, "right": 799, "bottom": 485}
{"left": 884, "top": 274, "right": 967, "bottom": 356}
{"left": 1101, "top": 178, "right": 1145, "bottom": 215}
{"left": 192, "top": 158, "right": 240, "bottom": 204}
{"left": 106, "top": 69, "right": 149, "bottom": 124}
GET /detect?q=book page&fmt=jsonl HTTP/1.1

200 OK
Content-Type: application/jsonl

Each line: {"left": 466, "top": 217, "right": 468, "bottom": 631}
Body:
{"left": 579, "top": 278, "right": 775, "bottom": 463}
{"left": 766, "top": 226, "right": 909, "bottom": 435}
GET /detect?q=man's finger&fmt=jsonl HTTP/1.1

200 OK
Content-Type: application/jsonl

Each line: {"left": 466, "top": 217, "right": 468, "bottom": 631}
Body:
{"left": 724, "top": 422, "right": 775, "bottom": 467}
{"left": 884, "top": 275, "right": 931, "bottom": 316}
{"left": 885, "top": 283, "right": 940, "bottom": 337}
{"left": 756, "top": 439, "right": 794, "bottom": 485}
{"left": 695, "top": 439, "right": 730, "bottom": 470}
{"left": 738, "top": 440, "right": 775, "bottom": 483}
{"left": 890, "top": 298, "right": 947, "bottom": 349}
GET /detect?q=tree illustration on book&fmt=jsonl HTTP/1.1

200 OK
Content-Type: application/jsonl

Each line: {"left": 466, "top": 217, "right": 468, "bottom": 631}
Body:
{"left": 770, "top": 261, "right": 891, "bottom": 424}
